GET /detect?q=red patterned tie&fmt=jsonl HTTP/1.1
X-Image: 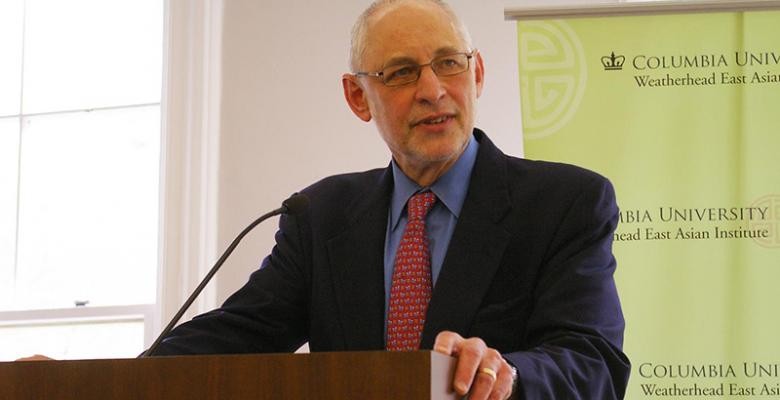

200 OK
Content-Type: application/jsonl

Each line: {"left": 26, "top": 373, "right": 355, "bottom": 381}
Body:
{"left": 386, "top": 191, "right": 437, "bottom": 351}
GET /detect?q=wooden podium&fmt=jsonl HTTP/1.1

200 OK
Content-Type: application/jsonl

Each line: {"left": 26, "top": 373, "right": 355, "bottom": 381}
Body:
{"left": 1, "top": 351, "right": 457, "bottom": 399}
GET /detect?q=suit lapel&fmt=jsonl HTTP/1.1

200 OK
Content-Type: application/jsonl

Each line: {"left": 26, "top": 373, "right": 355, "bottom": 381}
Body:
{"left": 326, "top": 168, "right": 393, "bottom": 350}
{"left": 421, "top": 132, "right": 512, "bottom": 348}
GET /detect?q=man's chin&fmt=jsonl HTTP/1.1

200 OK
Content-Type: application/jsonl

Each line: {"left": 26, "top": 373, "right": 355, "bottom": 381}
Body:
{"left": 409, "top": 145, "right": 466, "bottom": 167}
{"left": 421, "top": 136, "right": 469, "bottom": 159}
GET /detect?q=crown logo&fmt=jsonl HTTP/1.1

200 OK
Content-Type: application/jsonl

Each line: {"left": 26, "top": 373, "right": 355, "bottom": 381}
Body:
{"left": 601, "top": 52, "right": 625, "bottom": 70}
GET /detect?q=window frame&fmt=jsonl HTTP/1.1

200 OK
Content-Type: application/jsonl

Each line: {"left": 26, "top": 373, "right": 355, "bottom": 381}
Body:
{"left": 0, "top": 0, "right": 224, "bottom": 359}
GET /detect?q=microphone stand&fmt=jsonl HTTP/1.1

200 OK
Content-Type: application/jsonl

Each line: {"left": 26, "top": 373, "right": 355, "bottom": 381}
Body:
{"left": 141, "top": 193, "right": 308, "bottom": 357}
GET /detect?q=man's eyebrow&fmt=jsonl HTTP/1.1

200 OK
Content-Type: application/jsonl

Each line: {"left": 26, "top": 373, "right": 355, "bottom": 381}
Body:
{"left": 382, "top": 56, "right": 418, "bottom": 68}
{"left": 432, "top": 46, "right": 462, "bottom": 57}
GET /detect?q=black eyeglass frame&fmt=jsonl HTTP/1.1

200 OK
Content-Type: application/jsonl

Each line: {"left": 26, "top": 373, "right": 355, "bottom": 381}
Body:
{"left": 353, "top": 50, "right": 477, "bottom": 87}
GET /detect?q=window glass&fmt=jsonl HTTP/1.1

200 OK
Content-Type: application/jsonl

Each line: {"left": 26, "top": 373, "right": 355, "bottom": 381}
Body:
{"left": 0, "top": 0, "right": 24, "bottom": 116}
{"left": 0, "top": 120, "right": 20, "bottom": 308}
{"left": 12, "top": 106, "right": 160, "bottom": 311}
{"left": 0, "top": 319, "right": 144, "bottom": 361}
{"left": 22, "top": 0, "right": 162, "bottom": 113}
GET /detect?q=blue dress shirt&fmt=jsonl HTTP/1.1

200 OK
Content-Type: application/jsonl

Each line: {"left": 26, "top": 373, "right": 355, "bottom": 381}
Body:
{"left": 384, "top": 135, "right": 479, "bottom": 319}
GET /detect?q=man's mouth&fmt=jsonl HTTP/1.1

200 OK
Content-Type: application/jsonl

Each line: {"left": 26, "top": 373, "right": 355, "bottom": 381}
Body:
{"left": 423, "top": 116, "right": 448, "bottom": 124}
{"left": 415, "top": 115, "right": 453, "bottom": 126}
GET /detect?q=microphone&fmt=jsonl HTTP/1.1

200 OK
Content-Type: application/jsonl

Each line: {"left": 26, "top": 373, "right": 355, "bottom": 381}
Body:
{"left": 142, "top": 193, "right": 310, "bottom": 357}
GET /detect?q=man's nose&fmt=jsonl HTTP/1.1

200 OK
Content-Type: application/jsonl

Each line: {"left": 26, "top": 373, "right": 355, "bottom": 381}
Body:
{"left": 414, "top": 66, "right": 446, "bottom": 104}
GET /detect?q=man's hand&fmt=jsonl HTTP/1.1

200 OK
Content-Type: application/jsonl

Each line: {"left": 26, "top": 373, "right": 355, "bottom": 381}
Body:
{"left": 433, "top": 331, "right": 516, "bottom": 400}
{"left": 15, "top": 354, "right": 53, "bottom": 361}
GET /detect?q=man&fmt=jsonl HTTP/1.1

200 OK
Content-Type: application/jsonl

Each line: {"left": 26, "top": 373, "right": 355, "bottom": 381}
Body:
{"left": 151, "top": 1, "right": 630, "bottom": 399}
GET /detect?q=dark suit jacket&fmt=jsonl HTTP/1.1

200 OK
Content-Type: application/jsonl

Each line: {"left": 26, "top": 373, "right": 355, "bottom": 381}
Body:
{"left": 155, "top": 129, "right": 630, "bottom": 399}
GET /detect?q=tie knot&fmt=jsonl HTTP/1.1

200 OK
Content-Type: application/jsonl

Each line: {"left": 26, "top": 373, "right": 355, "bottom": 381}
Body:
{"left": 407, "top": 191, "right": 437, "bottom": 221}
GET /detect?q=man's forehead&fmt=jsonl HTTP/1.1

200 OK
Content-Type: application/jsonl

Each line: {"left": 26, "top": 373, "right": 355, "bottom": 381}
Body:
{"left": 368, "top": 0, "right": 445, "bottom": 24}
{"left": 366, "top": 1, "right": 459, "bottom": 39}
{"left": 381, "top": 46, "right": 462, "bottom": 67}
{"left": 361, "top": 2, "right": 465, "bottom": 66}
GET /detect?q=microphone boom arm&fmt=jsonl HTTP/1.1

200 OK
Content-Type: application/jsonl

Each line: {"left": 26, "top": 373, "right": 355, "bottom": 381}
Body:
{"left": 142, "top": 193, "right": 308, "bottom": 357}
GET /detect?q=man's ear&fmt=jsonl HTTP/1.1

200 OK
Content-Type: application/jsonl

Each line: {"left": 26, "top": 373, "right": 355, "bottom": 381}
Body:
{"left": 342, "top": 74, "right": 372, "bottom": 122}
{"left": 474, "top": 51, "right": 485, "bottom": 98}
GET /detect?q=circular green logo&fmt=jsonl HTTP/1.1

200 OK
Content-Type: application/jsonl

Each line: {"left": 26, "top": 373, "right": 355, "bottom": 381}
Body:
{"left": 518, "top": 20, "right": 587, "bottom": 139}
{"left": 751, "top": 194, "right": 780, "bottom": 248}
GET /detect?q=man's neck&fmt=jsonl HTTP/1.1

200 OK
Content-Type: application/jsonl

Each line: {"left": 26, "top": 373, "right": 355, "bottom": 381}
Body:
{"left": 393, "top": 141, "right": 471, "bottom": 187}
{"left": 399, "top": 160, "right": 457, "bottom": 187}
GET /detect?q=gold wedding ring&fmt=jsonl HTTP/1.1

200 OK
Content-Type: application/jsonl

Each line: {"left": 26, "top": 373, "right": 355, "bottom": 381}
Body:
{"left": 479, "top": 367, "right": 497, "bottom": 381}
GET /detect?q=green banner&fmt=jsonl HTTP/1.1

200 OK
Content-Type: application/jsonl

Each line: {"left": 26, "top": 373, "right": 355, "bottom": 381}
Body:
{"left": 518, "top": 10, "right": 780, "bottom": 399}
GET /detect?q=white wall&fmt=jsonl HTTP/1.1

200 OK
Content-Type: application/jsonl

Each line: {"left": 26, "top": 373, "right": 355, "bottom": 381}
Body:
{"left": 212, "top": 0, "right": 523, "bottom": 302}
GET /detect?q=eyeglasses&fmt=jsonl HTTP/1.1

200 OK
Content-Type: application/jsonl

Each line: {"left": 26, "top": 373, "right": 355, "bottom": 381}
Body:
{"left": 354, "top": 50, "right": 476, "bottom": 87}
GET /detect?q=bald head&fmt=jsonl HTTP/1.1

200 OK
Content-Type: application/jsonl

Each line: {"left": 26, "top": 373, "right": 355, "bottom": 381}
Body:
{"left": 349, "top": 0, "right": 473, "bottom": 72}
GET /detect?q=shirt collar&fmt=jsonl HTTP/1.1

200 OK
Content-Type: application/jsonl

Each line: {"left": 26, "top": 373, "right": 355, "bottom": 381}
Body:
{"left": 389, "top": 134, "right": 479, "bottom": 230}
